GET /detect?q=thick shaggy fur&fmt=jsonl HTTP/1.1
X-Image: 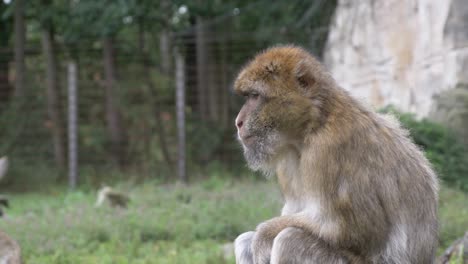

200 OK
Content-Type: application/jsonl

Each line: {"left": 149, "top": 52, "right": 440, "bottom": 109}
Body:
{"left": 0, "top": 231, "right": 21, "bottom": 264}
{"left": 234, "top": 46, "right": 438, "bottom": 264}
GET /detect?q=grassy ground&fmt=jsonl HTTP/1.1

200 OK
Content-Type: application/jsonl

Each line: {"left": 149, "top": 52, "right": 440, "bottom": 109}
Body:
{"left": 0, "top": 176, "right": 466, "bottom": 263}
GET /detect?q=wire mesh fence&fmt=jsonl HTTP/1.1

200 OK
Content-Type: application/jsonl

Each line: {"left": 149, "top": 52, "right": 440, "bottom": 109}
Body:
{"left": 0, "top": 0, "right": 336, "bottom": 188}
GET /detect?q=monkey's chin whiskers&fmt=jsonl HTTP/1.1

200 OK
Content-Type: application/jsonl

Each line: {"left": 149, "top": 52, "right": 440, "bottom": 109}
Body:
{"left": 260, "top": 167, "right": 276, "bottom": 179}
{"left": 246, "top": 160, "right": 275, "bottom": 179}
{"left": 243, "top": 149, "right": 276, "bottom": 178}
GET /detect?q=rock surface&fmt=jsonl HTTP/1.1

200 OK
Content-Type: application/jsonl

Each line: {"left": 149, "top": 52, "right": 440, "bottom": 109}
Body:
{"left": 324, "top": 0, "right": 468, "bottom": 117}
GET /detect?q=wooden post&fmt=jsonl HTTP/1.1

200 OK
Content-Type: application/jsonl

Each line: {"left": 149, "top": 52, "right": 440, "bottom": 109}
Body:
{"left": 67, "top": 61, "right": 78, "bottom": 189}
{"left": 175, "top": 49, "right": 186, "bottom": 183}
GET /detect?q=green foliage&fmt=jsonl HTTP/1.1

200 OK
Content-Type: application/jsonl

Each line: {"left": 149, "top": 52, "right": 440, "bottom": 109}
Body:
{"left": 381, "top": 107, "right": 468, "bottom": 192}
{"left": 0, "top": 178, "right": 466, "bottom": 263}
{"left": 1, "top": 0, "right": 340, "bottom": 187}
{"left": 186, "top": 116, "right": 226, "bottom": 164}
{"left": 229, "top": 0, "right": 337, "bottom": 55}
{"left": 0, "top": 178, "right": 281, "bottom": 263}
{"left": 0, "top": 1, "right": 12, "bottom": 46}
{"left": 0, "top": 58, "right": 63, "bottom": 187}
{"left": 63, "top": 0, "right": 131, "bottom": 41}
{"left": 439, "top": 187, "right": 468, "bottom": 250}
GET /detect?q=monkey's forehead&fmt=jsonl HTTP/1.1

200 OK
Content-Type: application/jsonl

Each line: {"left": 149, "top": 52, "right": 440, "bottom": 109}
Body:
{"left": 234, "top": 46, "right": 314, "bottom": 92}
{"left": 246, "top": 46, "right": 307, "bottom": 74}
{"left": 233, "top": 66, "right": 294, "bottom": 96}
{"left": 234, "top": 77, "right": 271, "bottom": 95}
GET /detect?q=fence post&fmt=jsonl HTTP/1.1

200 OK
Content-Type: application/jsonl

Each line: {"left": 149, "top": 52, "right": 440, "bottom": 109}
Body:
{"left": 175, "top": 49, "right": 186, "bottom": 183}
{"left": 67, "top": 61, "right": 78, "bottom": 189}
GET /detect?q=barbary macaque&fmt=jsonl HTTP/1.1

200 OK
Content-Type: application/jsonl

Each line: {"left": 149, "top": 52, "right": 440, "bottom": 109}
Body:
{"left": 0, "top": 230, "right": 21, "bottom": 264}
{"left": 234, "top": 46, "right": 438, "bottom": 263}
{"left": 95, "top": 186, "right": 130, "bottom": 208}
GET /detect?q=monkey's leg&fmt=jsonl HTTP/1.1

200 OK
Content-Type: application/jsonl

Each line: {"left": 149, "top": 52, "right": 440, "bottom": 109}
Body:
{"left": 270, "top": 227, "right": 349, "bottom": 264}
{"left": 235, "top": 231, "right": 255, "bottom": 264}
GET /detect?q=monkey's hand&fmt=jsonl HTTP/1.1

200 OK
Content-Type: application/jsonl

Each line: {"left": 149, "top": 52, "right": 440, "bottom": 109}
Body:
{"left": 251, "top": 221, "right": 277, "bottom": 264}
{"left": 251, "top": 213, "right": 323, "bottom": 264}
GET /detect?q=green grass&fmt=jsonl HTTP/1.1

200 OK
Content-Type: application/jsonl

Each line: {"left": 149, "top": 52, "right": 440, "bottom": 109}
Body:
{"left": 0, "top": 177, "right": 281, "bottom": 263}
{"left": 0, "top": 177, "right": 466, "bottom": 263}
{"left": 439, "top": 187, "right": 468, "bottom": 249}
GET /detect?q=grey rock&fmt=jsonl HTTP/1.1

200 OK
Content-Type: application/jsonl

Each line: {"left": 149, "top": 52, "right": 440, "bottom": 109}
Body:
{"left": 324, "top": 0, "right": 468, "bottom": 117}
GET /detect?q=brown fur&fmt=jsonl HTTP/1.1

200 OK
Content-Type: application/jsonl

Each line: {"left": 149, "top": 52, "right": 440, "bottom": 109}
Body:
{"left": 0, "top": 231, "right": 21, "bottom": 264}
{"left": 234, "top": 45, "right": 438, "bottom": 264}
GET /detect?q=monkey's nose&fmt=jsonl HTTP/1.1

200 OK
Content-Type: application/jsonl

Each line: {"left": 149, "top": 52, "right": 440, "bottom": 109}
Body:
{"left": 236, "top": 120, "right": 243, "bottom": 129}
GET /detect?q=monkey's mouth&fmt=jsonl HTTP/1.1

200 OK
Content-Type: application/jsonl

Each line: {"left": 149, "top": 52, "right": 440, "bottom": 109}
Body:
{"left": 239, "top": 134, "right": 255, "bottom": 146}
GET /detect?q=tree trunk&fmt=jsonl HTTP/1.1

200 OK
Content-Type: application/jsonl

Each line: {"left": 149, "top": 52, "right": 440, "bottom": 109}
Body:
{"left": 159, "top": 30, "right": 171, "bottom": 75}
{"left": 0, "top": 52, "right": 12, "bottom": 108}
{"left": 196, "top": 17, "right": 221, "bottom": 123}
{"left": 219, "top": 39, "right": 229, "bottom": 129}
{"left": 42, "top": 27, "right": 66, "bottom": 169}
{"left": 102, "top": 36, "right": 125, "bottom": 166}
{"left": 206, "top": 42, "right": 219, "bottom": 123}
{"left": 195, "top": 16, "right": 209, "bottom": 121}
{"left": 67, "top": 61, "right": 78, "bottom": 189}
{"left": 13, "top": 0, "right": 26, "bottom": 98}
{"left": 138, "top": 23, "right": 173, "bottom": 170}
{"left": 0, "top": 2, "right": 12, "bottom": 108}
{"left": 159, "top": 0, "right": 171, "bottom": 75}
{"left": 175, "top": 50, "right": 186, "bottom": 183}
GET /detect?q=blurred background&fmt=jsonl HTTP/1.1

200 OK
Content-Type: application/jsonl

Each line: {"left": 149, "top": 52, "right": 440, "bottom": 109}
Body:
{"left": 0, "top": 0, "right": 467, "bottom": 263}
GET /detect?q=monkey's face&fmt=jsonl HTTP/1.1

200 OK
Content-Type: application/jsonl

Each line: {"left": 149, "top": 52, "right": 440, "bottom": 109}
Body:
{"left": 234, "top": 46, "right": 326, "bottom": 172}
{"left": 235, "top": 88, "right": 284, "bottom": 172}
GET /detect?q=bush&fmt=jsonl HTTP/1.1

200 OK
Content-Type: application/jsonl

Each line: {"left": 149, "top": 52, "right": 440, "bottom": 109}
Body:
{"left": 381, "top": 107, "right": 468, "bottom": 192}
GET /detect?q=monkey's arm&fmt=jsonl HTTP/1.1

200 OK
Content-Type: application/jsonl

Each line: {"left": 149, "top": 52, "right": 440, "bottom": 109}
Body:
{"left": 251, "top": 212, "right": 335, "bottom": 264}
{"left": 255, "top": 213, "right": 323, "bottom": 240}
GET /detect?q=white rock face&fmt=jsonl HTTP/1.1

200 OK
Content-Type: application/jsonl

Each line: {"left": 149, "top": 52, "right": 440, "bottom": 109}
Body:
{"left": 324, "top": 0, "right": 468, "bottom": 117}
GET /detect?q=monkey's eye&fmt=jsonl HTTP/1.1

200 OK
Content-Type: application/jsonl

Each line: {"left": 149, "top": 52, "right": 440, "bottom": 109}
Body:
{"left": 247, "top": 92, "right": 259, "bottom": 100}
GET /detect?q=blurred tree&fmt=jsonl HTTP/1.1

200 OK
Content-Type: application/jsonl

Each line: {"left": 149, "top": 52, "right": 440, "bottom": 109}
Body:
{"left": 176, "top": 0, "right": 243, "bottom": 125}
{"left": 38, "top": 0, "right": 66, "bottom": 169}
{"left": 131, "top": 0, "right": 175, "bottom": 169}
{"left": 0, "top": 1, "right": 13, "bottom": 108}
{"left": 102, "top": 35, "right": 127, "bottom": 167}
{"left": 1, "top": 0, "right": 340, "bottom": 182}
{"left": 61, "top": 0, "right": 130, "bottom": 166}
{"left": 13, "top": 0, "right": 25, "bottom": 98}
{"left": 159, "top": 0, "right": 172, "bottom": 75}
{"left": 195, "top": 15, "right": 209, "bottom": 121}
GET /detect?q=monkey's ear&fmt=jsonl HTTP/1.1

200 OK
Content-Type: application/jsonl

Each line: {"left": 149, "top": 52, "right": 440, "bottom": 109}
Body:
{"left": 294, "top": 59, "right": 316, "bottom": 90}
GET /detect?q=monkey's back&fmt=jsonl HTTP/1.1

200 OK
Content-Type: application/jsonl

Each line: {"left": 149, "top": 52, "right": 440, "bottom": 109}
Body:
{"left": 371, "top": 114, "right": 439, "bottom": 264}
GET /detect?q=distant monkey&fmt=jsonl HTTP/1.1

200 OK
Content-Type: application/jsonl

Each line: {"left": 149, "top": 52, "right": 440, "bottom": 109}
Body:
{"left": 95, "top": 186, "right": 130, "bottom": 208}
{"left": 234, "top": 46, "right": 438, "bottom": 263}
{"left": 0, "top": 230, "right": 21, "bottom": 264}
